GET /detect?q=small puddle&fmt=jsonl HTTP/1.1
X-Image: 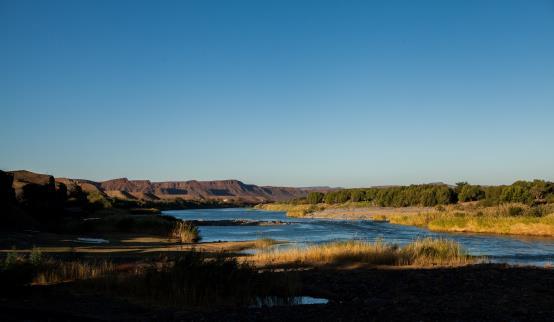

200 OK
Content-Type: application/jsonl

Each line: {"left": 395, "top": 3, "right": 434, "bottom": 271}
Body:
{"left": 240, "top": 248, "right": 257, "bottom": 255}
{"left": 251, "top": 296, "right": 329, "bottom": 307}
{"left": 75, "top": 237, "right": 110, "bottom": 244}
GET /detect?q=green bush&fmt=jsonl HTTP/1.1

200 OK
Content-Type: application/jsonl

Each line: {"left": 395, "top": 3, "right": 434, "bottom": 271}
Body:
{"left": 458, "top": 185, "right": 485, "bottom": 202}
{"left": 306, "top": 192, "right": 324, "bottom": 204}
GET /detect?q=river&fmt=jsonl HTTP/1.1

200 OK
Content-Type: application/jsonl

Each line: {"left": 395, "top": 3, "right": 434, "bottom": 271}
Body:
{"left": 164, "top": 208, "right": 554, "bottom": 266}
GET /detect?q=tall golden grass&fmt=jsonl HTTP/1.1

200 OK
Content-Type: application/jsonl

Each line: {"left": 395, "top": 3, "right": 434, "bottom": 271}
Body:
{"left": 252, "top": 238, "right": 474, "bottom": 267}
{"left": 4, "top": 250, "right": 299, "bottom": 307}
{"left": 171, "top": 221, "right": 200, "bottom": 243}
{"left": 256, "top": 203, "right": 322, "bottom": 217}
{"left": 33, "top": 260, "right": 115, "bottom": 285}
{"left": 384, "top": 203, "right": 554, "bottom": 236}
{"left": 254, "top": 238, "right": 279, "bottom": 249}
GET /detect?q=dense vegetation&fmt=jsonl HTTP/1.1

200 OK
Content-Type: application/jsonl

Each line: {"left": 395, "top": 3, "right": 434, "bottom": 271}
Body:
{"left": 302, "top": 180, "right": 554, "bottom": 207}
{"left": 380, "top": 203, "right": 554, "bottom": 236}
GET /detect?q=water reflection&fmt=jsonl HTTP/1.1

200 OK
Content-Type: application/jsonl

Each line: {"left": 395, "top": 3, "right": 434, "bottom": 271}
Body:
{"left": 251, "top": 296, "right": 329, "bottom": 307}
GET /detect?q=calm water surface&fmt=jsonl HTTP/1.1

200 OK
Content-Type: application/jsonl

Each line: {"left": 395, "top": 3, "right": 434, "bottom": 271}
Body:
{"left": 165, "top": 208, "right": 554, "bottom": 266}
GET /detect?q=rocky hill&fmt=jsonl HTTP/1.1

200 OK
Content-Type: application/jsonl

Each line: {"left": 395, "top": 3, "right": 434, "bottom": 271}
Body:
{"left": 95, "top": 178, "right": 306, "bottom": 203}
{"left": 2, "top": 170, "right": 308, "bottom": 203}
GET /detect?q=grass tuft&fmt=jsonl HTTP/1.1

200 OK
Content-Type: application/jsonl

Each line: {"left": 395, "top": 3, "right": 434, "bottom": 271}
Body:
{"left": 33, "top": 260, "right": 115, "bottom": 285}
{"left": 252, "top": 238, "right": 474, "bottom": 267}
{"left": 171, "top": 221, "right": 201, "bottom": 243}
{"left": 254, "top": 238, "right": 279, "bottom": 249}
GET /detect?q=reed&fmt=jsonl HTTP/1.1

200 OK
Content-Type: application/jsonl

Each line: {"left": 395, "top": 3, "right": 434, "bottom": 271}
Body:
{"left": 97, "top": 251, "right": 300, "bottom": 307}
{"left": 253, "top": 238, "right": 473, "bottom": 267}
{"left": 254, "top": 238, "right": 279, "bottom": 249}
{"left": 171, "top": 221, "right": 201, "bottom": 243}
{"left": 385, "top": 204, "right": 554, "bottom": 236}
{"left": 33, "top": 259, "right": 115, "bottom": 285}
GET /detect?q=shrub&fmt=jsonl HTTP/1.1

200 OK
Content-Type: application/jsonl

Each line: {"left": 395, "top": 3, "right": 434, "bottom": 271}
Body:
{"left": 171, "top": 221, "right": 200, "bottom": 243}
{"left": 306, "top": 192, "right": 324, "bottom": 204}
{"left": 29, "top": 246, "right": 43, "bottom": 266}
{"left": 350, "top": 190, "right": 365, "bottom": 202}
{"left": 458, "top": 185, "right": 485, "bottom": 202}
{"left": 3, "top": 247, "right": 19, "bottom": 269}
{"left": 254, "top": 238, "right": 278, "bottom": 249}
{"left": 86, "top": 191, "right": 112, "bottom": 210}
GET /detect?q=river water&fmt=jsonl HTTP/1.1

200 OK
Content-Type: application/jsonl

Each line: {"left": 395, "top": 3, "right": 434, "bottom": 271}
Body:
{"left": 164, "top": 208, "right": 554, "bottom": 266}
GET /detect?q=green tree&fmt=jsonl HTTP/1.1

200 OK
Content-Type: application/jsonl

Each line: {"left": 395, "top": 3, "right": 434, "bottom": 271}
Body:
{"left": 350, "top": 190, "right": 364, "bottom": 202}
{"left": 336, "top": 190, "right": 350, "bottom": 203}
{"left": 500, "top": 185, "right": 532, "bottom": 204}
{"left": 530, "top": 180, "right": 550, "bottom": 201}
{"left": 458, "top": 185, "right": 484, "bottom": 202}
{"left": 324, "top": 192, "right": 337, "bottom": 204}
{"left": 306, "top": 192, "right": 324, "bottom": 204}
{"left": 455, "top": 182, "right": 469, "bottom": 193}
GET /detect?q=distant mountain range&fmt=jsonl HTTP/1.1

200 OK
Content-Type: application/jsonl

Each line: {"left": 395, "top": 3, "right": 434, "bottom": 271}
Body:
{"left": 9, "top": 170, "right": 315, "bottom": 203}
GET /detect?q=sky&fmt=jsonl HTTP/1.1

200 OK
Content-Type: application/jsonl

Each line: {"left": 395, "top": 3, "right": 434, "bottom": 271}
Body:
{"left": 1, "top": 0, "right": 553, "bottom": 187}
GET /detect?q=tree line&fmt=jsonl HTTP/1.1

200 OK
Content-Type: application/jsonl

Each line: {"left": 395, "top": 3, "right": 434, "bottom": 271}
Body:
{"left": 304, "top": 180, "right": 554, "bottom": 207}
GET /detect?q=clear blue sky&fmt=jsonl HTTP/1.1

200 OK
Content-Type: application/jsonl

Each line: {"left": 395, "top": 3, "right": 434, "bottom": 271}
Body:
{"left": 1, "top": 0, "right": 553, "bottom": 187}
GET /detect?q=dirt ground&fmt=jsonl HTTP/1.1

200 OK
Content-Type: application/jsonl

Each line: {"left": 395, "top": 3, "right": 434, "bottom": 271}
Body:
{"left": 0, "top": 264, "right": 552, "bottom": 321}
{"left": 0, "top": 232, "right": 553, "bottom": 321}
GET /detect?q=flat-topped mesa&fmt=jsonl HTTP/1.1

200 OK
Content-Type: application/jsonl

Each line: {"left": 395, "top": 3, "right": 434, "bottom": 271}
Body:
{"left": 100, "top": 178, "right": 154, "bottom": 193}
{"left": 4, "top": 170, "right": 308, "bottom": 203}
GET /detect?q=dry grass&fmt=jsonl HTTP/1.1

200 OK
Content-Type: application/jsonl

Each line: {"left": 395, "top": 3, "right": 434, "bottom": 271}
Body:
{"left": 257, "top": 202, "right": 430, "bottom": 219}
{"left": 258, "top": 202, "right": 554, "bottom": 236}
{"left": 252, "top": 238, "right": 474, "bottom": 267}
{"left": 171, "top": 221, "right": 200, "bottom": 243}
{"left": 93, "top": 252, "right": 300, "bottom": 307}
{"left": 2, "top": 250, "right": 299, "bottom": 307}
{"left": 254, "top": 238, "right": 279, "bottom": 249}
{"left": 33, "top": 259, "right": 116, "bottom": 285}
{"left": 256, "top": 203, "right": 324, "bottom": 217}
{"left": 384, "top": 203, "right": 554, "bottom": 236}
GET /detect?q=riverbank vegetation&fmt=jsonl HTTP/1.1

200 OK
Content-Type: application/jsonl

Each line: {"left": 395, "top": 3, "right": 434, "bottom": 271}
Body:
{"left": 297, "top": 180, "right": 554, "bottom": 207}
{"left": 3, "top": 237, "right": 473, "bottom": 303}
{"left": 254, "top": 238, "right": 279, "bottom": 249}
{"left": 382, "top": 203, "right": 554, "bottom": 236}
{"left": 1, "top": 249, "right": 299, "bottom": 307}
{"left": 171, "top": 221, "right": 201, "bottom": 243}
{"left": 253, "top": 238, "right": 474, "bottom": 267}
{"left": 257, "top": 180, "right": 554, "bottom": 236}
{"left": 1, "top": 232, "right": 552, "bottom": 320}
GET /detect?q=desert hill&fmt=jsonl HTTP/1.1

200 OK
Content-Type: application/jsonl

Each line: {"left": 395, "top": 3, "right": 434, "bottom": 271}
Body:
{"left": 49, "top": 175, "right": 307, "bottom": 203}
{"left": 95, "top": 177, "right": 306, "bottom": 202}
